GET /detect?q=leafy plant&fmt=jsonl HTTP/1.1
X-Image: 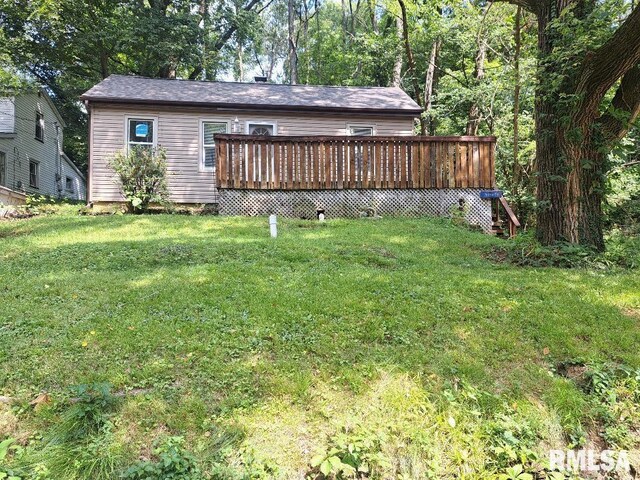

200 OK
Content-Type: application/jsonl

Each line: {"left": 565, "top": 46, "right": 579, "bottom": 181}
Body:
{"left": 498, "top": 464, "right": 533, "bottom": 480}
{"left": 0, "top": 438, "right": 23, "bottom": 480}
{"left": 49, "top": 383, "right": 118, "bottom": 443}
{"left": 121, "top": 436, "right": 201, "bottom": 480}
{"left": 309, "top": 429, "right": 391, "bottom": 479}
{"left": 108, "top": 147, "right": 170, "bottom": 213}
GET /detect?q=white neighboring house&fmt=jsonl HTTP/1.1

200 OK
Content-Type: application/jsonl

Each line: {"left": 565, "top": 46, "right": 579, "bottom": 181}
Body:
{"left": 0, "top": 90, "right": 86, "bottom": 206}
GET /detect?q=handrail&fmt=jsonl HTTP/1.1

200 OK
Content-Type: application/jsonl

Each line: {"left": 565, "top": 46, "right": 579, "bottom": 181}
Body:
{"left": 215, "top": 134, "right": 497, "bottom": 190}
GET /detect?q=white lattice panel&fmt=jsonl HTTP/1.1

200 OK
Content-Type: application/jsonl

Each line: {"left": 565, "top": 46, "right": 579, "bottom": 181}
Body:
{"left": 218, "top": 189, "right": 492, "bottom": 232}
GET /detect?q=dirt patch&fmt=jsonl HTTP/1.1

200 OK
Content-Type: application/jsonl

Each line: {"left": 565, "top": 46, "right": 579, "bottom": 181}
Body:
{"left": 622, "top": 308, "right": 640, "bottom": 319}
{"left": 556, "top": 361, "right": 589, "bottom": 385}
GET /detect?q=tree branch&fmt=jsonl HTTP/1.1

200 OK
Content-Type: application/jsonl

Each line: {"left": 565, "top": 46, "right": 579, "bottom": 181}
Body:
{"left": 597, "top": 64, "right": 640, "bottom": 143}
{"left": 573, "top": 5, "right": 640, "bottom": 125}
{"left": 490, "top": 0, "right": 541, "bottom": 15}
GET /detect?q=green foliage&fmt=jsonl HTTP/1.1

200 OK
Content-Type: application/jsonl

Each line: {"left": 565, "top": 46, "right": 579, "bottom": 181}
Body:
{"left": 310, "top": 429, "right": 391, "bottom": 479}
{"left": 0, "top": 438, "right": 23, "bottom": 480}
{"left": 583, "top": 363, "right": 640, "bottom": 449}
{"left": 490, "top": 231, "right": 638, "bottom": 269}
{"left": 108, "top": 148, "right": 170, "bottom": 213}
{"left": 21, "top": 384, "right": 125, "bottom": 480}
{"left": 122, "top": 437, "right": 201, "bottom": 480}
{"left": 51, "top": 383, "right": 118, "bottom": 442}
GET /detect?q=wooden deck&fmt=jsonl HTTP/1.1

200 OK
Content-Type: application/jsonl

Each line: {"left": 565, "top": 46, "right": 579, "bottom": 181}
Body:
{"left": 215, "top": 134, "right": 496, "bottom": 190}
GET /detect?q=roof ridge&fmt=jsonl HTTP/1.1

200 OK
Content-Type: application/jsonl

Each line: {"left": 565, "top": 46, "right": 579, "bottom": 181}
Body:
{"left": 104, "top": 74, "right": 402, "bottom": 91}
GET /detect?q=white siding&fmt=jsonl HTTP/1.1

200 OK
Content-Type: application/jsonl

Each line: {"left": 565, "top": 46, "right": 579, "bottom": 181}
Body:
{"left": 61, "top": 155, "right": 87, "bottom": 201}
{"left": 90, "top": 104, "right": 417, "bottom": 203}
{"left": 0, "top": 93, "right": 85, "bottom": 200}
{"left": 0, "top": 97, "right": 15, "bottom": 133}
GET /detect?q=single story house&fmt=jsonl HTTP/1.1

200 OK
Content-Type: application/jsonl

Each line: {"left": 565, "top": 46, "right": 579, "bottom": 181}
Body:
{"left": 82, "top": 75, "right": 501, "bottom": 232}
{"left": 81, "top": 75, "right": 423, "bottom": 205}
{"left": 0, "top": 90, "right": 86, "bottom": 205}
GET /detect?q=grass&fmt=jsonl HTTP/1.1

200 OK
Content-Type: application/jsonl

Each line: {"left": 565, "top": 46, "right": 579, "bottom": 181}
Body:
{"left": 0, "top": 213, "right": 639, "bottom": 478}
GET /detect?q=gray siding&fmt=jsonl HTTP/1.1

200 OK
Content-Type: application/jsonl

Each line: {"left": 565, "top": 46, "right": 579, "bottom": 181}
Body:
{"left": 89, "top": 104, "right": 416, "bottom": 203}
{"left": 0, "top": 93, "right": 86, "bottom": 201}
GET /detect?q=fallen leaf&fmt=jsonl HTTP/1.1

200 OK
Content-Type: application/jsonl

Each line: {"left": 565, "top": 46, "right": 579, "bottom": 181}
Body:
{"left": 31, "top": 393, "right": 51, "bottom": 408}
{"left": 543, "top": 347, "right": 550, "bottom": 355}
{"left": 82, "top": 341, "right": 88, "bottom": 347}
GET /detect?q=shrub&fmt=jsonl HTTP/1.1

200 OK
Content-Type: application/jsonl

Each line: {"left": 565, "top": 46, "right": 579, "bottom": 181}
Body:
{"left": 108, "top": 147, "right": 169, "bottom": 213}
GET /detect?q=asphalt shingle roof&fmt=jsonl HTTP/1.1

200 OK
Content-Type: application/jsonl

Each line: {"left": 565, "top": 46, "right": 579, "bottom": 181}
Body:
{"left": 81, "top": 75, "right": 422, "bottom": 114}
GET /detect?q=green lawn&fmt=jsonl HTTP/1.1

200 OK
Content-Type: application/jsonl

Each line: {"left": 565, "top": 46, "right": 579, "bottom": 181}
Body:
{"left": 1, "top": 214, "right": 639, "bottom": 479}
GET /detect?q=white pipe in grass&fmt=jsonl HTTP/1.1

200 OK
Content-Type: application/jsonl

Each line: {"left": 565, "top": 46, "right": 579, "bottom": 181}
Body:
{"left": 269, "top": 214, "right": 278, "bottom": 238}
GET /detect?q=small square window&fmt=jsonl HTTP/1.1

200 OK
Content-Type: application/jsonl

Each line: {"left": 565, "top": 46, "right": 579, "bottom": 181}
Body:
{"left": 127, "top": 118, "right": 155, "bottom": 152}
{"left": 65, "top": 176, "right": 74, "bottom": 192}
{"left": 35, "top": 112, "right": 45, "bottom": 141}
{"left": 29, "top": 160, "right": 39, "bottom": 188}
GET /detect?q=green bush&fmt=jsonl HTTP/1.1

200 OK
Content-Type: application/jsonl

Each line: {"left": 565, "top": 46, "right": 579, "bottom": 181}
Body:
{"left": 108, "top": 147, "right": 169, "bottom": 213}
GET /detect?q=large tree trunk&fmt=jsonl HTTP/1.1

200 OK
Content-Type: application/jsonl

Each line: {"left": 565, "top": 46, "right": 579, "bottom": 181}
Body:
{"left": 494, "top": 0, "right": 640, "bottom": 250}
{"left": 535, "top": 2, "right": 609, "bottom": 250}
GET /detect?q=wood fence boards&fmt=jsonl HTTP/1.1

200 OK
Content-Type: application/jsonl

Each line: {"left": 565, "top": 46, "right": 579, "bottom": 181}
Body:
{"left": 215, "top": 134, "right": 496, "bottom": 190}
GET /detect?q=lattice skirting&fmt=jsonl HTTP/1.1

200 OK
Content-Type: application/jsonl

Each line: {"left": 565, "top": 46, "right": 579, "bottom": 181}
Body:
{"left": 218, "top": 189, "right": 493, "bottom": 232}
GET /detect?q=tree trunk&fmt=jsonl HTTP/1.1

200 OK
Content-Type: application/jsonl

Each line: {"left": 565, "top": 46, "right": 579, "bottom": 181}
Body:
{"left": 391, "top": 15, "right": 403, "bottom": 87}
{"left": 465, "top": 37, "right": 487, "bottom": 135}
{"left": 512, "top": 7, "right": 522, "bottom": 200}
{"left": 534, "top": 1, "right": 606, "bottom": 250}
{"left": 424, "top": 38, "right": 441, "bottom": 135}
{"left": 288, "top": 0, "right": 298, "bottom": 84}
{"left": 397, "top": 0, "right": 425, "bottom": 132}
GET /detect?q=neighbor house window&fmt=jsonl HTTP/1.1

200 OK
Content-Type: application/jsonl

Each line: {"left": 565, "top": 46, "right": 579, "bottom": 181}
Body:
{"left": 35, "top": 112, "right": 45, "bottom": 141}
{"left": 247, "top": 122, "right": 276, "bottom": 136}
{"left": 65, "top": 176, "right": 74, "bottom": 192}
{"left": 29, "top": 160, "right": 39, "bottom": 188}
{"left": 0, "top": 151, "right": 6, "bottom": 186}
{"left": 126, "top": 118, "right": 156, "bottom": 152}
{"left": 348, "top": 125, "right": 374, "bottom": 136}
{"left": 202, "top": 121, "right": 228, "bottom": 171}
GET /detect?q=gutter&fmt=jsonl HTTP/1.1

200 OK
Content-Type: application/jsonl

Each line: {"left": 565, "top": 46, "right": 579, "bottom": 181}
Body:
{"left": 80, "top": 97, "right": 424, "bottom": 116}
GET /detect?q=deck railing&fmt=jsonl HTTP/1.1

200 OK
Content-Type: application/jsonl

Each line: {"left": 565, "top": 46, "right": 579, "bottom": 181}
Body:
{"left": 215, "top": 134, "right": 496, "bottom": 190}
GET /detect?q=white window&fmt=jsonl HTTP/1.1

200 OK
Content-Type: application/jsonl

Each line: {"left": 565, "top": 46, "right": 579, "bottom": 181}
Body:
{"left": 246, "top": 121, "right": 276, "bottom": 136}
{"left": 126, "top": 117, "right": 156, "bottom": 152}
{"left": 201, "top": 121, "right": 229, "bottom": 172}
{"left": 29, "top": 160, "right": 39, "bottom": 188}
{"left": 348, "top": 125, "right": 374, "bottom": 136}
{"left": 65, "top": 176, "right": 74, "bottom": 192}
{"left": 0, "top": 151, "right": 5, "bottom": 186}
{"left": 35, "top": 111, "right": 45, "bottom": 141}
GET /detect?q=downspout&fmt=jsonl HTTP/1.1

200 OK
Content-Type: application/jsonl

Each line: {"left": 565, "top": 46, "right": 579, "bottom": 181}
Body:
{"left": 13, "top": 146, "right": 18, "bottom": 191}
{"left": 55, "top": 122, "right": 62, "bottom": 197}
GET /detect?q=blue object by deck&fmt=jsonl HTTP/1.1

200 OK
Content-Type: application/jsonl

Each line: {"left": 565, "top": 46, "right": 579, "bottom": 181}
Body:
{"left": 479, "top": 190, "right": 503, "bottom": 199}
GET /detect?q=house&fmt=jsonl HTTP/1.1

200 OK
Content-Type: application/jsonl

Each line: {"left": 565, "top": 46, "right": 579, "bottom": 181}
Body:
{"left": 0, "top": 90, "right": 86, "bottom": 205}
{"left": 82, "top": 75, "right": 499, "bottom": 231}
{"left": 81, "top": 75, "right": 422, "bottom": 204}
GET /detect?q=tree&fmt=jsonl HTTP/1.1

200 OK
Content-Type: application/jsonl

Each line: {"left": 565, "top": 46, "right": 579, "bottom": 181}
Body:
{"left": 495, "top": 0, "right": 640, "bottom": 249}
